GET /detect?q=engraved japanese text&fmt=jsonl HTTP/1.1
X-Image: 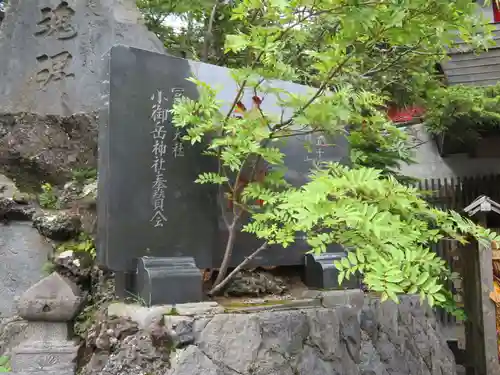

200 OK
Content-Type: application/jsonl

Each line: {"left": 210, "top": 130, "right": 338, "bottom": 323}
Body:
{"left": 304, "top": 134, "right": 329, "bottom": 165}
{"left": 35, "top": 51, "right": 74, "bottom": 89}
{"left": 34, "top": 2, "right": 77, "bottom": 40}
{"left": 171, "top": 87, "right": 185, "bottom": 158}
{"left": 150, "top": 90, "right": 169, "bottom": 227}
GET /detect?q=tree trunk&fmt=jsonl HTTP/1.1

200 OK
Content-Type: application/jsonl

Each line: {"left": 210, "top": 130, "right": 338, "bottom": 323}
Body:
{"left": 211, "top": 221, "right": 237, "bottom": 289}
{"left": 209, "top": 242, "right": 268, "bottom": 296}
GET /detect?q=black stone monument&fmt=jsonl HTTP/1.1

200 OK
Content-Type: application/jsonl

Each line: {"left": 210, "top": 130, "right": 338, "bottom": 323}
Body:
{"left": 98, "top": 45, "right": 217, "bottom": 303}
{"left": 98, "top": 45, "right": 357, "bottom": 304}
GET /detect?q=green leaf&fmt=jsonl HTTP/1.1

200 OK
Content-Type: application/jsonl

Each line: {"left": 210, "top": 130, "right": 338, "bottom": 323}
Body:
{"left": 347, "top": 251, "right": 357, "bottom": 266}
{"left": 433, "top": 293, "right": 446, "bottom": 303}
{"left": 387, "top": 290, "right": 399, "bottom": 303}
{"left": 341, "top": 257, "right": 351, "bottom": 268}
{"left": 333, "top": 259, "right": 344, "bottom": 271}
{"left": 338, "top": 271, "right": 345, "bottom": 285}
{"left": 407, "top": 285, "right": 418, "bottom": 294}
{"left": 380, "top": 292, "right": 389, "bottom": 303}
{"left": 428, "top": 283, "right": 442, "bottom": 294}
{"left": 225, "top": 34, "right": 249, "bottom": 53}
{"left": 415, "top": 272, "right": 430, "bottom": 286}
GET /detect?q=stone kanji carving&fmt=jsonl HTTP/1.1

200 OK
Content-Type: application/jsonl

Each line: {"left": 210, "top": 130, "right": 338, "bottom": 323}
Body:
{"left": 35, "top": 52, "right": 74, "bottom": 89}
{"left": 34, "top": 1, "right": 77, "bottom": 40}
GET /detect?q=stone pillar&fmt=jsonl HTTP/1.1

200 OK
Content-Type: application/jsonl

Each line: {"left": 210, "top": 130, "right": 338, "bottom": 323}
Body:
{"left": 9, "top": 272, "right": 83, "bottom": 374}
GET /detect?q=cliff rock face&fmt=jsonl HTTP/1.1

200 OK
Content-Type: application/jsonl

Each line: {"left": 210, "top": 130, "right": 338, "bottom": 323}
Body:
{"left": 0, "top": 112, "right": 98, "bottom": 188}
{"left": 80, "top": 294, "right": 458, "bottom": 375}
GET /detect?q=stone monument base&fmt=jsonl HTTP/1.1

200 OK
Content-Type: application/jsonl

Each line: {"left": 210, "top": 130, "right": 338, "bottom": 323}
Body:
{"left": 135, "top": 256, "right": 203, "bottom": 306}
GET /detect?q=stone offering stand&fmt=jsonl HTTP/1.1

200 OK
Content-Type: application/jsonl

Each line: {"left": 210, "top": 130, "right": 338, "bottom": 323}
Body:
{"left": 6, "top": 272, "right": 82, "bottom": 374}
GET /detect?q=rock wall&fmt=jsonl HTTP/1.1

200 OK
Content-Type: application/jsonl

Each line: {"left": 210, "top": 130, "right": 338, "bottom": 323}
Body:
{"left": 80, "top": 292, "right": 458, "bottom": 375}
{"left": 0, "top": 113, "right": 98, "bottom": 187}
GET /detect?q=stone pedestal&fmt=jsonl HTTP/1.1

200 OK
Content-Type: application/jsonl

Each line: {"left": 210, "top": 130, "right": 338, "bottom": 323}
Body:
{"left": 136, "top": 256, "right": 203, "bottom": 306}
{"left": 304, "top": 252, "right": 360, "bottom": 289}
{"left": 10, "top": 272, "right": 83, "bottom": 375}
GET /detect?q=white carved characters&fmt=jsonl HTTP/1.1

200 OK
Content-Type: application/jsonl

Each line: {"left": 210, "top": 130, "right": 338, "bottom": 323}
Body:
{"left": 150, "top": 89, "right": 169, "bottom": 227}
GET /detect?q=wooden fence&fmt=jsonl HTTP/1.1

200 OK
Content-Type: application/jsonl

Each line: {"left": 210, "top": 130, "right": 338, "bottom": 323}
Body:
{"left": 417, "top": 175, "right": 500, "bottom": 211}
{"left": 417, "top": 175, "right": 500, "bottom": 336}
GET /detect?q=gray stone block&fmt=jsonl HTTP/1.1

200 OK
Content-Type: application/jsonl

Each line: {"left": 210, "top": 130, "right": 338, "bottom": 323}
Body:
{"left": 11, "top": 342, "right": 78, "bottom": 373}
{"left": 16, "top": 272, "right": 83, "bottom": 322}
{"left": 304, "top": 252, "right": 360, "bottom": 289}
{"left": 0, "top": 0, "right": 164, "bottom": 115}
{"left": 321, "top": 289, "right": 365, "bottom": 310}
{"left": 136, "top": 256, "right": 203, "bottom": 305}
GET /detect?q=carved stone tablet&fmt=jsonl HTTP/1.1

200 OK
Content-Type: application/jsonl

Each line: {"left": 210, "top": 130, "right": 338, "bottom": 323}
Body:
{"left": 0, "top": 0, "right": 164, "bottom": 115}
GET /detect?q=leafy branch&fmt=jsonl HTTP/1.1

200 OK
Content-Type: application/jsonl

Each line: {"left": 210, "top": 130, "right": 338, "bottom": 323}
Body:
{"left": 170, "top": 0, "right": 498, "bottom": 310}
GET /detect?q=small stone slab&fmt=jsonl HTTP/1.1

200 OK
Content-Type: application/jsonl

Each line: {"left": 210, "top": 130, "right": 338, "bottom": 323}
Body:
{"left": 304, "top": 253, "right": 360, "bottom": 289}
{"left": 320, "top": 289, "right": 365, "bottom": 309}
{"left": 223, "top": 298, "right": 321, "bottom": 314}
{"left": 10, "top": 341, "right": 78, "bottom": 373}
{"left": 173, "top": 302, "right": 224, "bottom": 316}
{"left": 16, "top": 272, "right": 82, "bottom": 321}
{"left": 136, "top": 256, "right": 203, "bottom": 306}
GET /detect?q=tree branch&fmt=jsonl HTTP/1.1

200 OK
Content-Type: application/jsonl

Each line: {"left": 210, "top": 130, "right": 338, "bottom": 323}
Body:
{"left": 202, "top": 0, "right": 220, "bottom": 62}
{"left": 208, "top": 242, "right": 269, "bottom": 295}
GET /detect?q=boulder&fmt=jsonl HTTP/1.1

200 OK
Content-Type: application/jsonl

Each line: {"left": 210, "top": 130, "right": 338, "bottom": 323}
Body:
{"left": 0, "top": 197, "right": 35, "bottom": 221}
{"left": 33, "top": 211, "right": 81, "bottom": 241}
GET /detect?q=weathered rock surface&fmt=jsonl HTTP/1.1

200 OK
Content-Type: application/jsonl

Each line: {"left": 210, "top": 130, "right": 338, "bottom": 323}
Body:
{"left": 33, "top": 211, "right": 81, "bottom": 241}
{"left": 53, "top": 250, "right": 94, "bottom": 286}
{"left": 78, "top": 294, "right": 458, "bottom": 375}
{"left": 0, "top": 197, "right": 35, "bottom": 221}
{"left": 0, "top": 316, "right": 28, "bottom": 356}
{"left": 0, "top": 222, "right": 52, "bottom": 317}
{"left": 222, "top": 269, "right": 288, "bottom": 297}
{"left": 59, "top": 180, "right": 97, "bottom": 209}
{"left": 0, "top": 112, "right": 98, "bottom": 187}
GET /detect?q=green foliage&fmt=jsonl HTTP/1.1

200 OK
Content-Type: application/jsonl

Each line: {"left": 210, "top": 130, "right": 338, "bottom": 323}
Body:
{"left": 244, "top": 164, "right": 500, "bottom": 309}
{"left": 171, "top": 0, "right": 497, "bottom": 307}
{"left": 348, "top": 121, "right": 417, "bottom": 184}
{"left": 38, "top": 182, "right": 58, "bottom": 209}
{"left": 71, "top": 168, "right": 97, "bottom": 184}
{"left": 137, "top": 0, "right": 239, "bottom": 63}
{"left": 0, "top": 356, "right": 10, "bottom": 373}
{"left": 56, "top": 233, "right": 96, "bottom": 259}
{"left": 424, "top": 83, "right": 500, "bottom": 142}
